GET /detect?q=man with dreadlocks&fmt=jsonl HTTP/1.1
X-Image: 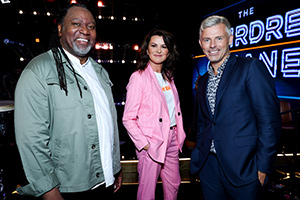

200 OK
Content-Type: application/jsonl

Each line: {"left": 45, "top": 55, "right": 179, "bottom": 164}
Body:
{"left": 14, "top": 4, "right": 122, "bottom": 200}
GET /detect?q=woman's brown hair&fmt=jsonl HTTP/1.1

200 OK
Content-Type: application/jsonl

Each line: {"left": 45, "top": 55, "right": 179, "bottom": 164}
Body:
{"left": 136, "top": 29, "right": 179, "bottom": 82}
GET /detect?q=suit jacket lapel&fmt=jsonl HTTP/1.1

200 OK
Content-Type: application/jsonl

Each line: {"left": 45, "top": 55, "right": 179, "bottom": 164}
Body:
{"left": 198, "top": 73, "right": 213, "bottom": 119}
{"left": 215, "top": 55, "right": 238, "bottom": 113}
{"left": 146, "top": 64, "right": 169, "bottom": 114}
{"left": 170, "top": 80, "right": 178, "bottom": 106}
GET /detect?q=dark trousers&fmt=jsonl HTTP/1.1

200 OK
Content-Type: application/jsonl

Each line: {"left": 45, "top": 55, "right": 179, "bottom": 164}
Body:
{"left": 199, "top": 153, "right": 262, "bottom": 200}
{"left": 61, "top": 185, "right": 114, "bottom": 200}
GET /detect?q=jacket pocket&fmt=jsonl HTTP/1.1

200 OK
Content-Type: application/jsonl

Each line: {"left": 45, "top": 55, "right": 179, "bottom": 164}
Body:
{"left": 47, "top": 81, "right": 80, "bottom": 111}
{"left": 234, "top": 135, "right": 257, "bottom": 147}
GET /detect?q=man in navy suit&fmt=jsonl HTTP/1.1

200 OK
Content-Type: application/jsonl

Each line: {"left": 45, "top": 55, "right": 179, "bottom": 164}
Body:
{"left": 190, "top": 15, "right": 281, "bottom": 200}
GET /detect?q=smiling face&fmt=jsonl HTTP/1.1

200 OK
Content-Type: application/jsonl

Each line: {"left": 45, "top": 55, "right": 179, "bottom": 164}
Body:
{"left": 146, "top": 35, "right": 169, "bottom": 72}
{"left": 199, "top": 23, "right": 233, "bottom": 70}
{"left": 58, "top": 6, "right": 96, "bottom": 63}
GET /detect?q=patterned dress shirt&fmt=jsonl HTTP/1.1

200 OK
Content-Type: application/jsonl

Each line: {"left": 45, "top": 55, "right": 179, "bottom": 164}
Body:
{"left": 207, "top": 54, "right": 231, "bottom": 153}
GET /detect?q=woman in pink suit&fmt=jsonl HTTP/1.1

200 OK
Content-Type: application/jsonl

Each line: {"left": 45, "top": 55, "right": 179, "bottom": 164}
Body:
{"left": 122, "top": 29, "right": 186, "bottom": 200}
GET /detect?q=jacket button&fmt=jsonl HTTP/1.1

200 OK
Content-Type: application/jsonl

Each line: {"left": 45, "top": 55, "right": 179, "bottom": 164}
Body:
{"left": 87, "top": 114, "right": 92, "bottom": 119}
{"left": 83, "top": 86, "right": 88, "bottom": 90}
{"left": 159, "top": 118, "right": 163, "bottom": 122}
{"left": 91, "top": 144, "right": 96, "bottom": 149}
{"left": 178, "top": 112, "right": 181, "bottom": 116}
{"left": 96, "top": 173, "right": 100, "bottom": 177}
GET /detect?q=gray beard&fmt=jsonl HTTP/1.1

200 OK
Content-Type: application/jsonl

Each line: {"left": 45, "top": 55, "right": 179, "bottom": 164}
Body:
{"left": 73, "top": 43, "right": 92, "bottom": 56}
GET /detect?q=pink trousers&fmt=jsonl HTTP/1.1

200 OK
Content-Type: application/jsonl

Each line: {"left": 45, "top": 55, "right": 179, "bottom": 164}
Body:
{"left": 136, "top": 127, "right": 181, "bottom": 200}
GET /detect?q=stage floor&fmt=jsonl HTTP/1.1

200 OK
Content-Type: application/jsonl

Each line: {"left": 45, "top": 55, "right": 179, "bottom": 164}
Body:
{"left": 1, "top": 150, "right": 299, "bottom": 200}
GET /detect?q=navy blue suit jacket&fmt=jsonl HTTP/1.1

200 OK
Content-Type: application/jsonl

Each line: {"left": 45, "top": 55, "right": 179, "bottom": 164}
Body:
{"left": 190, "top": 55, "right": 281, "bottom": 186}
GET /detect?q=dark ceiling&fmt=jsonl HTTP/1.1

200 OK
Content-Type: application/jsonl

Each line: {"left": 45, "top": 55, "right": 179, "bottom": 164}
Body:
{"left": 0, "top": 0, "right": 241, "bottom": 104}
{"left": 0, "top": 0, "right": 242, "bottom": 67}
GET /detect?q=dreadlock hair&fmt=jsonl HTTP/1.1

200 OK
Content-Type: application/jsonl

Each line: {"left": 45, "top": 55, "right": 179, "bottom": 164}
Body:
{"left": 48, "top": 3, "right": 89, "bottom": 98}
{"left": 137, "top": 29, "right": 179, "bottom": 82}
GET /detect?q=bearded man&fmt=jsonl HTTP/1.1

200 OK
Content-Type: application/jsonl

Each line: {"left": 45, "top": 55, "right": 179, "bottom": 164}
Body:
{"left": 14, "top": 4, "right": 122, "bottom": 200}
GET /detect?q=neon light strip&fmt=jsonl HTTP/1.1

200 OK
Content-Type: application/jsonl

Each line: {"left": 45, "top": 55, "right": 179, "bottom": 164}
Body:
{"left": 278, "top": 95, "right": 300, "bottom": 100}
{"left": 193, "top": 39, "right": 300, "bottom": 59}
{"left": 277, "top": 153, "right": 300, "bottom": 156}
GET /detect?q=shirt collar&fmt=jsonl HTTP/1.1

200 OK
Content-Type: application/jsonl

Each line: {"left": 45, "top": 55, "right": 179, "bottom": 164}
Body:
{"left": 208, "top": 53, "right": 231, "bottom": 76}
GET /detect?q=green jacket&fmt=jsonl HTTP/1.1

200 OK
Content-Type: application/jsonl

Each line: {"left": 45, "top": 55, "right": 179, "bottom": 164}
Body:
{"left": 14, "top": 50, "right": 121, "bottom": 197}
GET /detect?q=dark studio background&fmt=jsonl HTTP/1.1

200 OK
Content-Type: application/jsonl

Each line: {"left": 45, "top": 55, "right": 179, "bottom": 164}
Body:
{"left": 0, "top": 0, "right": 244, "bottom": 159}
{"left": 0, "top": 0, "right": 299, "bottom": 199}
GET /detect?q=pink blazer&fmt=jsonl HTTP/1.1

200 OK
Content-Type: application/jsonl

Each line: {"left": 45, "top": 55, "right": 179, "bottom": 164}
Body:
{"left": 122, "top": 64, "right": 186, "bottom": 163}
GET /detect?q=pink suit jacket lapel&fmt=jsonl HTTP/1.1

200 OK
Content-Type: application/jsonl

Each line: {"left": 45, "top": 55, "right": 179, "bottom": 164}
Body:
{"left": 145, "top": 64, "right": 170, "bottom": 115}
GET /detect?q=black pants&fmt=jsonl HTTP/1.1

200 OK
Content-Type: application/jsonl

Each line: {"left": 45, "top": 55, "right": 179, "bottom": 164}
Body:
{"left": 61, "top": 185, "right": 114, "bottom": 200}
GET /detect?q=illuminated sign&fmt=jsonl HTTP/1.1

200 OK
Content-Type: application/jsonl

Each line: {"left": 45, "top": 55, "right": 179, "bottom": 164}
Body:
{"left": 232, "top": 8, "right": 300, "bottom": 47}
{"left": 192, "top": 1, "right": 300, "bottom": 100}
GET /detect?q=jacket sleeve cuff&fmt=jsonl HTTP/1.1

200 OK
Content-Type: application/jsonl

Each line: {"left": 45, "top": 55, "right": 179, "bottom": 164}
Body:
{"left": 136, "top": 140, "right": 149, "bottom": 152}
{"left": 17, "top": 171, "right": 60, "bottom": 197}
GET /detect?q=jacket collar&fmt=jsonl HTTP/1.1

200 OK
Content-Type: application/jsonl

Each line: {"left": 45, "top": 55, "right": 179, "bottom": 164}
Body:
{"left": 214, "top": 54, "right": 237, "bottom": 110}
{"left": 145, "top": 62, "right": 156, "bottom": 81}
{"left": 145, "top": 62, "right": 173, "bottom": 115}
{"left": 47, "top": 49, "right": 111, "bottom": 87}
{"left": 47, "top": 49, "right": 104, "bottom": 75}
{"left": 199, "top": 54, "right": 238, "bottom": 118}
